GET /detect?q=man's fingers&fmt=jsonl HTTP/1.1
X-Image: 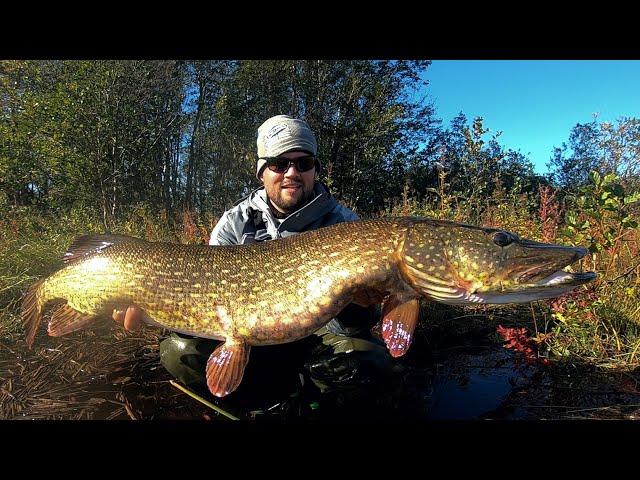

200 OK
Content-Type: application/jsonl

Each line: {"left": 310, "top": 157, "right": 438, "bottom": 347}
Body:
{"left": 113, "top": 306, "right": 145, "bottom": 331}
{"left": 113, "top": 309, "right": 125, "bottom": 324}
{"left": 124, "top": 306, "right": 145, "bottom": 331}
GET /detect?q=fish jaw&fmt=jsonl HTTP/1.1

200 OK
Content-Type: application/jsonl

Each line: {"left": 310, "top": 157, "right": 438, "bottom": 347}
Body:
{"left": 440, "top": 271, "right": 597, "bottom": 304}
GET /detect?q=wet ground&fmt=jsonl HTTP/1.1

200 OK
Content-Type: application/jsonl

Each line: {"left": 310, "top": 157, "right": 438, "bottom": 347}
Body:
{"left": 2, "top": 318, "right": 640, "bottom": 421}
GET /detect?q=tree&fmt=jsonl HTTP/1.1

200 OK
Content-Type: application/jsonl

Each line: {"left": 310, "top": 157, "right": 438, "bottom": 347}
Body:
{"left": 414, "top": 113, "right": 540, "bottom": 217}
{"left": 548, "top": 116, "right": 640, "bottom": 193}
{"left": 0, "top": 60, "right": 445, "bottom": 221}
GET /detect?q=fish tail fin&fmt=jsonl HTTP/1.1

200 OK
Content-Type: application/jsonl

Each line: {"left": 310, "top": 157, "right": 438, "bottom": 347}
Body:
{"left": 21, "top": 278, "right": 46, "bottom": 349}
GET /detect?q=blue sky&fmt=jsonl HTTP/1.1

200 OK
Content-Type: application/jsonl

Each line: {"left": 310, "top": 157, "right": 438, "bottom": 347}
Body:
{"left": 422, "top": 60, "right": 640, "bottom": 174}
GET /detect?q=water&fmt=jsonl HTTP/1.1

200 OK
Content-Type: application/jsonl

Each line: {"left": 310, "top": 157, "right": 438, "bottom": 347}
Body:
{"left": 425, "top": 345, "right": 535, "bottom": 419}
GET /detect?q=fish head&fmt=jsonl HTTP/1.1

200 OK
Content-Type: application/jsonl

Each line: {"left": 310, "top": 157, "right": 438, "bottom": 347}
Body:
{"left": 398, "top": 218, "right": 596, "bottom": 304}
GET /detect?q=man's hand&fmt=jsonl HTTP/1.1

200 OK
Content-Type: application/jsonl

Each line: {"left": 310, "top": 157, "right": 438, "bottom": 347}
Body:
{"left": 112, "top": 305, "right": 145, "bottom": 331}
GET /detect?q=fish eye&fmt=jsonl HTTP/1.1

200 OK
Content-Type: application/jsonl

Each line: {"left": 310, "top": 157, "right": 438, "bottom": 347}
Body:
{"left": 493, "top": 231, "right": 513, "bottom": 247}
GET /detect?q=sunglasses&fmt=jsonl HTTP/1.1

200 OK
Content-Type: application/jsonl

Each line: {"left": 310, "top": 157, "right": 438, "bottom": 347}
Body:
{"left": 261, "top": 155, "right": 317, "bottom": 174}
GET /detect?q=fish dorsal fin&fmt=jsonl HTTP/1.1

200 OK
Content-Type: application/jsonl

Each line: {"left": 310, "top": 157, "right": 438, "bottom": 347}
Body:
{"left": 63, "top": 234, "right": 142, "bottom": 264}
{"left": 205, "top": 340, "right": 251, "bottom": 397}
{"left": 379, "top": 295, "right": 420, "bottom": 358}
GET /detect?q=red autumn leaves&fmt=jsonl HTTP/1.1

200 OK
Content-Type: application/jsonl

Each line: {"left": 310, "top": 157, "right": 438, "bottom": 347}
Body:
{"left": 496, "top": 325, "right": 550, "bottom": 365}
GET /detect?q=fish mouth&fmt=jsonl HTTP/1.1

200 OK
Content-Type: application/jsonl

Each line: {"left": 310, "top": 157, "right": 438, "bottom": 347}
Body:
{"left": 468, "top": 247, "right": 596, "bottom": 304}
{"left": 441, "top": 246, "right": 596, "bottom": 305}
{"left": 529, "top": 270, "right": 596, "bottom": 288}
{"left": 463, "top": 270, "right": 596, "bottom": 304}
{"left": 513, "top": 244, "right": 589, "bottom": 284}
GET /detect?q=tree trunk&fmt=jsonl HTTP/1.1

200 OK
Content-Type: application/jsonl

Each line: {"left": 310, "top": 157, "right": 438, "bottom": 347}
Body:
{"left": 185, "top": 81, "right": 205, "bottom": 210}
{"left": 163, "top": 137, "right": 173, "bottom": 218}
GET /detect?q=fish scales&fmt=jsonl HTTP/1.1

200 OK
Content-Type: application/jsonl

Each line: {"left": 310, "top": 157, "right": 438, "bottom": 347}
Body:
{"left": 38, "top": 218, "right": 405, "bottom": 344}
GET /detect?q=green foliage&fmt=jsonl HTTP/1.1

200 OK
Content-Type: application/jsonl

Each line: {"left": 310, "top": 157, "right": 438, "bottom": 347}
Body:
{"left": 0, "top": 60, "right": 187, "bottom": 228}
{"left": 548, "top": 117, "right": 640, "bottom": 192}
{"left": 545, "top": 170, "right": 640, "bottom": 366}
{"left": 405, "top": 114, "right": 544, "bottom": 223}
{"left": 563, "top": 171, "right": 638, "bottom": 264}
{"left": 546, "top": 282, "right": 640, "bottom": 365}
{"left": 1, "top": 60, "right": 444, "bottom": 219}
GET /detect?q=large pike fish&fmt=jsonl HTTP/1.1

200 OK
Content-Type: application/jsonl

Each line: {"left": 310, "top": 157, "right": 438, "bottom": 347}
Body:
{"left": 22, "top": 217, "right": 596, "bottom": 397}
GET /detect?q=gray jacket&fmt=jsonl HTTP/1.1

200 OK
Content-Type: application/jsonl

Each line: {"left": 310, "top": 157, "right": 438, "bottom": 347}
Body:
{"left": 209, "top": 182, "right": 359, "bottom": 246}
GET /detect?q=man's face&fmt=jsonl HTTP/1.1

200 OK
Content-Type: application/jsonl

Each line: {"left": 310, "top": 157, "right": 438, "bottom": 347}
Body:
{"left": 261, "top": 151, "right": 316, "bottom": 214}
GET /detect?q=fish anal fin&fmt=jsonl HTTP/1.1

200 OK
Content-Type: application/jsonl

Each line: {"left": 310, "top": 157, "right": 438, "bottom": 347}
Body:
{"left": 205, "top": 340, "right": 251, "bottom": 397}
{"left": 380, "top": 295, "right": 420, "bottom": 358}
{"left": 48, "top": 304, "right": 95, "bottom": 337}
{"left": 63, "top": 234, "right": 141, "bottom": 264}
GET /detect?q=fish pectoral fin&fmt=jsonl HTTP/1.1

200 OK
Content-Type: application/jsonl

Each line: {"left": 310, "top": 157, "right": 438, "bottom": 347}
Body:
{"left": 379, "top": 295, "right": 420, "bottom": 358}
{"left": 47, "top": 304, "right": 95, "bottom": 337}
{"left": 205, "top": 340, "right": 251, "bottom": 398}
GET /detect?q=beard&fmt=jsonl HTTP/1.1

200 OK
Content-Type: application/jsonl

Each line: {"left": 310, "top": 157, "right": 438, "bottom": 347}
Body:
{"left": 266, "top": 180, "right": 316, "bottom": 214}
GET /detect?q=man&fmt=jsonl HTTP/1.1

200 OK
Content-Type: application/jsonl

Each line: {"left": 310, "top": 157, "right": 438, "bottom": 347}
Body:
{"left": 114, "top": 115, "right": 392, "bottom": 397}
